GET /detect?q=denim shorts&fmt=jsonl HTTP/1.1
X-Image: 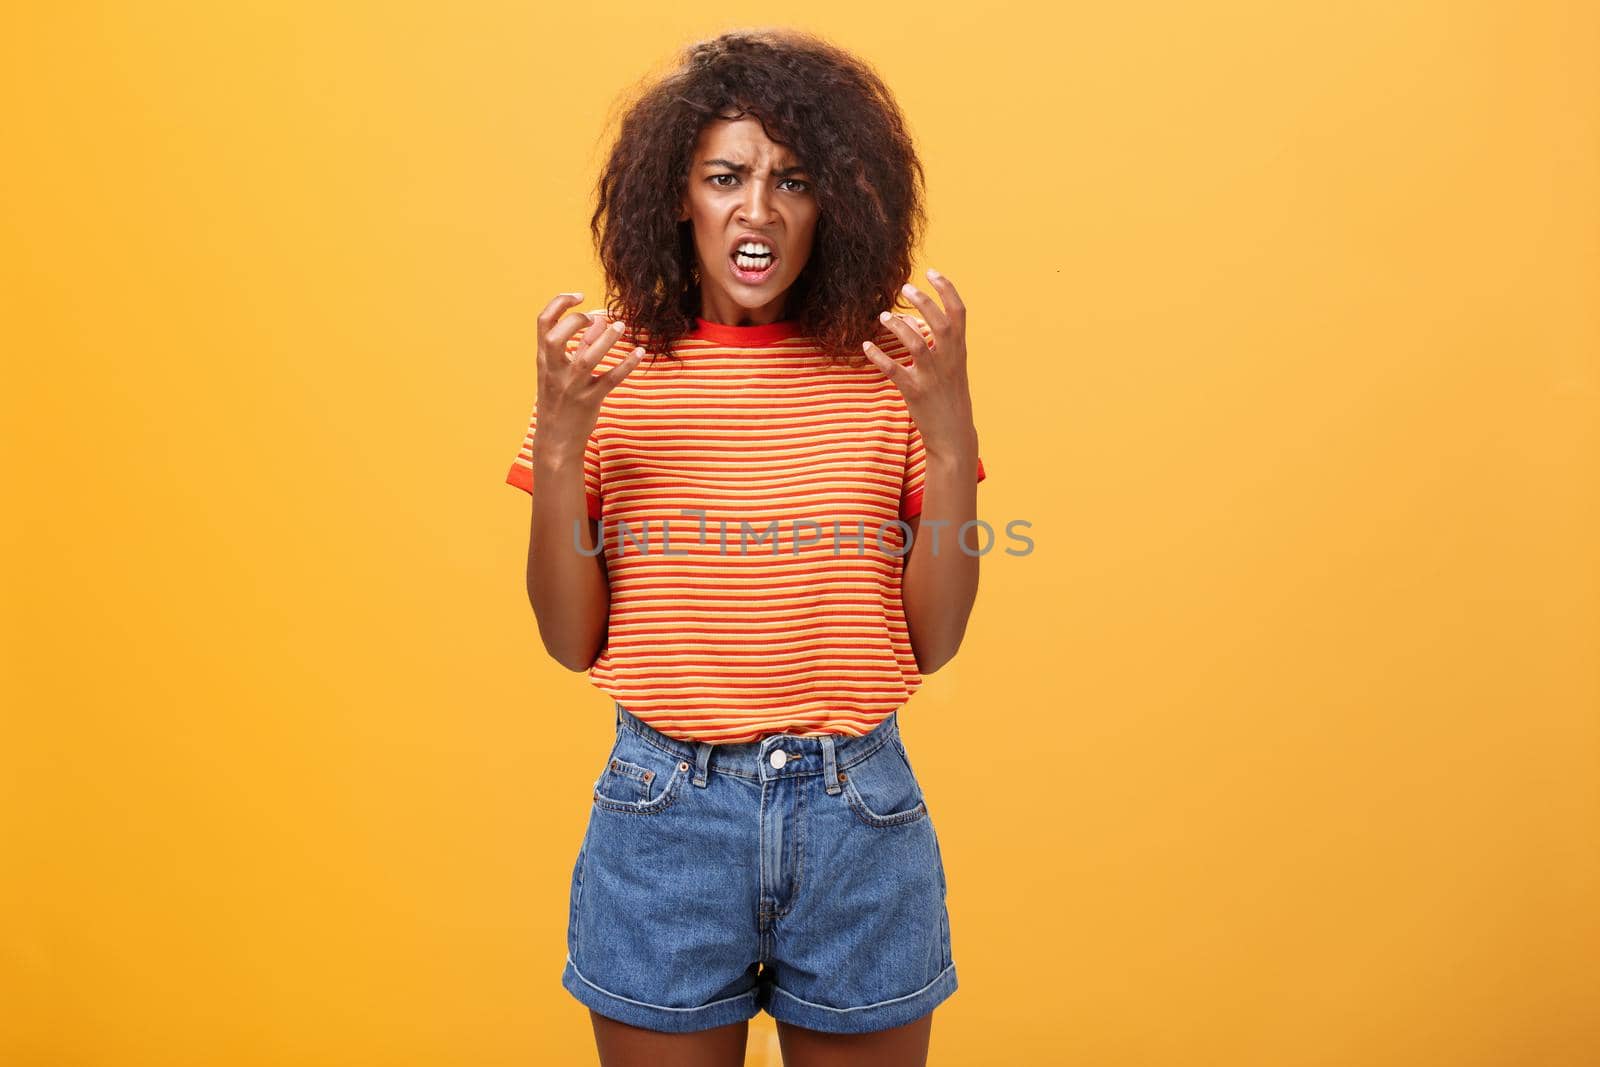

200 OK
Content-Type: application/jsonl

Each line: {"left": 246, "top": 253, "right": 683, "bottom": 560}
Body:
{"left": 560, "top": 700, "right": 957, "bottom": 1034}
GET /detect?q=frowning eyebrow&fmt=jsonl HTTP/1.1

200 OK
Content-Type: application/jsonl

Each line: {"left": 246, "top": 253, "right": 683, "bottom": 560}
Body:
{"left": 701, "top": 158, "right": 809, "bottom": 177}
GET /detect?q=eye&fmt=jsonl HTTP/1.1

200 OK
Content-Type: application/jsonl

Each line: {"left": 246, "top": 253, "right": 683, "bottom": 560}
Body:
{"left": 707, "top": 174, "right": 810, "bottom": 192}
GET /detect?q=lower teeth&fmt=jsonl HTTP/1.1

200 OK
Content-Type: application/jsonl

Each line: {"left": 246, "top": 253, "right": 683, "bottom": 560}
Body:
{"left": 735, "top": 257, "right": 771, "bottom": 271}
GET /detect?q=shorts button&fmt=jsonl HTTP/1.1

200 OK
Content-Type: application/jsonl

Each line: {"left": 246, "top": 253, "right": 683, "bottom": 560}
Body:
{"left": 770, "top": 749, "right": 787, "bottom": 769}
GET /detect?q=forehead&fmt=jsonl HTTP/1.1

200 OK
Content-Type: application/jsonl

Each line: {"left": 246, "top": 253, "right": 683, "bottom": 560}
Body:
{"left": 690, "top": 117, "right": 801, "bottom": 167}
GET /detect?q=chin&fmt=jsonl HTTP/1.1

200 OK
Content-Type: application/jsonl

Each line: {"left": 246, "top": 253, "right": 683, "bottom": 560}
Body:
{"left": 720, "top": 285, "right": 791, "bottom": 313}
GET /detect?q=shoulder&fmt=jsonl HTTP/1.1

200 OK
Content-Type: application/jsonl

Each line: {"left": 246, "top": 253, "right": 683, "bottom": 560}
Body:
{"left": 564, "top": 333, "right": 632, "bottom": 364}
{"left": 873, "top": 312, "right": 936, "bottom": 364}
{"left": 902, "top": 313, "right": 936, "bottom": 346}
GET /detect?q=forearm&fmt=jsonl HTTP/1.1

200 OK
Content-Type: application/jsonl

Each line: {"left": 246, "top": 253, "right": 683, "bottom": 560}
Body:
{"left": 901, "top": 436, "right": 982, "bottom": 674}
{"left": 526, "top": 449, "right": 610, "bottom": 672}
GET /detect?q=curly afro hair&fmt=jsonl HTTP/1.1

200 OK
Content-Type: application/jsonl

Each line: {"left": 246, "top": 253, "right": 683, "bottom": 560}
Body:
{"left": 588, "top": 27, "right": 927, "bottom": 366}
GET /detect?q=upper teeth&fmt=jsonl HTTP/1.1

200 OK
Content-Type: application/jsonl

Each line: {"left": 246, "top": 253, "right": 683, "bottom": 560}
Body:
{"left": 737, "top": 242, "right": 772, "bottom": 256}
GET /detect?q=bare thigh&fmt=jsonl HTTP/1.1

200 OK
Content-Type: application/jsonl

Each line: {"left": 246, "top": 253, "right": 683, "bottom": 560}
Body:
{"left": 776, "top": 1010, "right": 934, "bottom": 1067}
{"left": 589, "top": 1010, "right": 749, "bottom": 1067}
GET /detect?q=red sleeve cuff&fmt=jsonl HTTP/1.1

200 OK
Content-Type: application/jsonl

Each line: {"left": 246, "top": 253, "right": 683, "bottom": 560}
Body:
{"left": 506, "top": 463, "right": 603, "bottom": 519}
{"left": 900, "top": 456, "right": 986, "bottom": 519}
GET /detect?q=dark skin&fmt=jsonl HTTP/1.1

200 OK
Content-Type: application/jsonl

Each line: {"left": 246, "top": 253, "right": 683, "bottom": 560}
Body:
{"left": 589, "top": 1010, "right": 932, "bottom": 1067}
{"left": 543, "top": 117, "right": 962, "bottom": 1065}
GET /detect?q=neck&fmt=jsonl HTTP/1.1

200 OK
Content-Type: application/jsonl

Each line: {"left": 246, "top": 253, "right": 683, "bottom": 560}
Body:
{"left": 697, "top": 285, "right": 789, "bottom": 326}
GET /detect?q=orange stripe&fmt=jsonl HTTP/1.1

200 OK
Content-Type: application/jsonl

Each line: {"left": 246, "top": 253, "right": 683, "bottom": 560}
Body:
{"left": 504, "top": 316, "right": 986, "bottom": 743}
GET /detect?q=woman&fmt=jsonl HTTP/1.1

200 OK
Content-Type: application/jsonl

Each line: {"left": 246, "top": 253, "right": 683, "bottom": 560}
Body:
{"left": 506, "top": 28, "right": 988, "bottom": 1067}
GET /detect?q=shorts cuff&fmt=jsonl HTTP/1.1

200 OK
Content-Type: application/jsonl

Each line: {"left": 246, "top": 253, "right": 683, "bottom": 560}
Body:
{"left": 562, "top": 954, "right": 761, "bottom": 1034}
{"left": 767, "top": 963, "right": 958, "bottom": 1034}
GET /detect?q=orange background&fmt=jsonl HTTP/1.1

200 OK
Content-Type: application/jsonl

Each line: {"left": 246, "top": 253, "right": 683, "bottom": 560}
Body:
{"left": 4, "top": 4, "right": 1597, "bottom": 1064}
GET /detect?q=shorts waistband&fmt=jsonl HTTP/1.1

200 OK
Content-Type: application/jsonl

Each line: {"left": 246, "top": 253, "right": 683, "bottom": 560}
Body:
{"left": 612, "top": 701, "right": 903, "bottom": 789}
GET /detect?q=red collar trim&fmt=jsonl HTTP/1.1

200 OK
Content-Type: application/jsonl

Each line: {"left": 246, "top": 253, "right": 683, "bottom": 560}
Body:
{"left": 687, "top": 317, "right": 805, "bottom": 345}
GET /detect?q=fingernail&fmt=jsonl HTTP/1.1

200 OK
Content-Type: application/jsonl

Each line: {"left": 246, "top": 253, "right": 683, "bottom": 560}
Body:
{"left": 878, "top": 311, "right": 892, "bottom": 322}
{"left": 901, "top": 283, "right": 917, "bottom": 296}
{"left": 927, "top": 268, "right": 941, "bottom": 279}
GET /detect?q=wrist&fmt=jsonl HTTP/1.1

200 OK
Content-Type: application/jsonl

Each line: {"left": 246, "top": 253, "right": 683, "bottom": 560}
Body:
{"left": 533, "top": 440, "right": 587, "bottom": 473}
{"left": 922, "top": 424, "right": 979, "bottom": 465}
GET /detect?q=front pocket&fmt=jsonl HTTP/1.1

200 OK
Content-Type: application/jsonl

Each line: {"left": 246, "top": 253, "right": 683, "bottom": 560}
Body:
{"left": 594, "top": 756, "right": 653, "bottom": 804}
{"left": 592, "top": 736, "right": 691, "bottom": 816}
{"left": 839, "top": 736, "right": 929, "bottom": 828}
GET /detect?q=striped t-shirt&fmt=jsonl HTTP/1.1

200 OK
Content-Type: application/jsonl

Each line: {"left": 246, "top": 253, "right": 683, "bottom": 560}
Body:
{"left": 506, "top": 313, "right": 987, "bottom": 744}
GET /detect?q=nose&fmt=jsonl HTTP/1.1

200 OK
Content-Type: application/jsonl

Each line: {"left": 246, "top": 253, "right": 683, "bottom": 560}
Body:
{"left": 737, "top": 179, "right": 776, "bottom": 226}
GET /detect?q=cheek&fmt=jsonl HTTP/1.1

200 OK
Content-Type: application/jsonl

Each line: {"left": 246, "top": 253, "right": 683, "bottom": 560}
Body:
{"left": 693, "top": 224, "right": 722, "bottom": 256}
{"left": 789, "top": 230, "right": 818, "bottom": 266}
{"left": 795, "top": 213, "right": 820, "bottom": 251}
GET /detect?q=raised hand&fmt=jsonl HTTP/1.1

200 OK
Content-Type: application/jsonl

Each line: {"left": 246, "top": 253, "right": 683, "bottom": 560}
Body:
{"left": 533, "top": 293, "right": 647, "bottom": 463}
{"left": 861, "top": 269, "right": 979, "bottom": 459}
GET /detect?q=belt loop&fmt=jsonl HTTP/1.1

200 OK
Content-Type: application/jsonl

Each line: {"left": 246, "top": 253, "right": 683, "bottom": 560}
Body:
{"left": 615, "top": 701, "right": 623, "bottom": 729}
{"left": 693, "top": 740, "right": 712, "bottom": 787}
{"left": 821, "top": 735, "right": 841, "bottom": 795}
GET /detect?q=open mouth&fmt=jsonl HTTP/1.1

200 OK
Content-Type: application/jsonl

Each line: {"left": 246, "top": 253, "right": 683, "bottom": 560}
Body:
{"left": 729, "top": 239, "right": 778, "bottom": 283}
{"left": 729, "top": 255, "right": 777, "bottom": 283}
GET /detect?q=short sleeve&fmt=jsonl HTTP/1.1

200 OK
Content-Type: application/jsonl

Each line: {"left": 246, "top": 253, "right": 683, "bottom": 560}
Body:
{"left": 898, "top": 314, "right": 987, "bottom": 521}
{"left": 505, "top": 338, "right": 604, "bottom": 519}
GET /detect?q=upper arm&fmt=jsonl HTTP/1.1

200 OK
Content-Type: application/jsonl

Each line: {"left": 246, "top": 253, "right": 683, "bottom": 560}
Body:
{"left": 590, "top": 516, "right": 608, "bottom": 579}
